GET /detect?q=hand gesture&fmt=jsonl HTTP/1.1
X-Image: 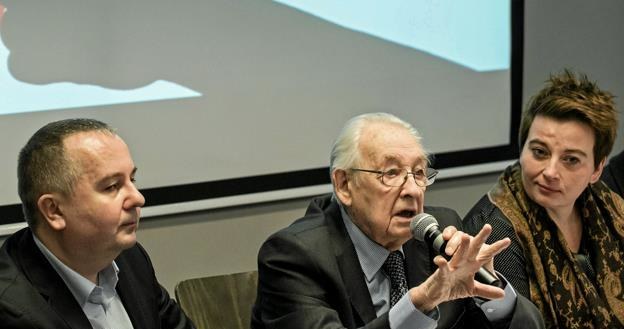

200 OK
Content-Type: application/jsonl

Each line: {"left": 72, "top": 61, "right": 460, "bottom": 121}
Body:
{"left": 409, "top": 224, "right": 510, "bottom": 312}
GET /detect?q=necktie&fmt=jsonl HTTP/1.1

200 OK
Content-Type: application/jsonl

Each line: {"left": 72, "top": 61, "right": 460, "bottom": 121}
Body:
{"left": 383, "top": 250, "right": 408, "bottom": 307}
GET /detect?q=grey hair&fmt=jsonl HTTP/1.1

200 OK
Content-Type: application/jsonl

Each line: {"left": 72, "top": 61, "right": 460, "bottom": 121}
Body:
{"left": 329, "top": 112, "right": 427, "bottom": 184}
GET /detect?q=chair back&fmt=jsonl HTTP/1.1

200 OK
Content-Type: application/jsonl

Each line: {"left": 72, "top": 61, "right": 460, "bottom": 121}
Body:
{"left": 175, "top": 270, "right": 258, "bottom": 329}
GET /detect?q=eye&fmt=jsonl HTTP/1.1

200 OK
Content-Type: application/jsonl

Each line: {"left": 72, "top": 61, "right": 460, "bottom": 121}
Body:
{"left": 412, "top": 168, "right": 426, "bottom": 179}
{"left": 384, "top": 168, "right": 402, "bottom": 178}
{"left": 105, "top": 183, "right": 119, "bottom": 191}
{"left": 531, "top": 147, "right": 548, "bottom": 159}
{"left": 562, "top": 156, "right": 580, "bottom": 165}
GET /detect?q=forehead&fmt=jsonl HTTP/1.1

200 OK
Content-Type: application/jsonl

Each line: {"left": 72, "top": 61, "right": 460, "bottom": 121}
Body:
{"left": 528, "top": 116, "right": 595, "bottom": 149}
{"left": 63, "top": 131, "right": 132, "bottom": 173}
{"left": 359, "top": 122, "right": 425, "bottom": 166}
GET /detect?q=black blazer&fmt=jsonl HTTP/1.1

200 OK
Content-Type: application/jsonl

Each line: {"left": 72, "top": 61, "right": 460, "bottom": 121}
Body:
{"left": 0, "top": 228, "right": 194, "bottom": 329}
{"left": 602, "top": 150, "right": 624, "bottom": 197}
{"left": 251, "top": 194, "right": 543, "bottom": 329}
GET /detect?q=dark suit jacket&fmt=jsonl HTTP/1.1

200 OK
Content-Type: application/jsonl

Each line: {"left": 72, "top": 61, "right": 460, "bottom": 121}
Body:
{"left": 602, "top": 150, "right": 624, "bottom": 197}
{"left": 0, "top": 228, "right": 194, "bottom": 329}
{"left": 251, "top": 194, "right": 543, "bottom": 329}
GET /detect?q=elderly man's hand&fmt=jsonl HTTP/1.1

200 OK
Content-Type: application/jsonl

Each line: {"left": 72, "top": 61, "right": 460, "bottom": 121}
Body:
{"left": 408, "top": 224, "right": 511, "bottom": 312}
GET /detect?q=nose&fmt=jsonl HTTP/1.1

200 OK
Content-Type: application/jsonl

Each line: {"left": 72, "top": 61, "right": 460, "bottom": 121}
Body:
{"left": 542, "top": 159, "right": 560, "bottom": 180}
{"left": 124, "top": 182, "right": 146, "bottom": 209}
{"left": 400, "top": 173, "right": 426, "bottom": 198}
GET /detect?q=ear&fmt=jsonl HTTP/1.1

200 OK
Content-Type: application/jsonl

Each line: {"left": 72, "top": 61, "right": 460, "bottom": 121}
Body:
{"left": 332, "top": 169, "right": 353, "bottom": 206}
{"left": 590, "top": 158, "right": 606, "bottom": 184}
{"left": 37, "top": 193, "right": 67, "bottom": 231}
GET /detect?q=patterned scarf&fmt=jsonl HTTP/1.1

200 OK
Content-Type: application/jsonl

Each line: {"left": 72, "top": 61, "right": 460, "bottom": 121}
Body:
{"left": 489, "top": 163, "right": 624, "bottom": 328}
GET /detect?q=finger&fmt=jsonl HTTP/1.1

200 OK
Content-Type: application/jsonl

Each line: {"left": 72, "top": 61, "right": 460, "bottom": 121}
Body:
{"left": 475, "top": 237, "right": 511, "bottom": 264}
{"left": 483, "top": 238, "right": 511, "bottom": 258}
{"left": 466, "top": 224, "right": 493, "bottom": 259}
{"left": 433, "top": 255, "right": 450, "bottom": 273}
{"left": 447, "top": 233, "right": 470, "bottom": 266}
{"left": 473, "top": 281, "right": 506, "bottom": 300}
{"left": 443, "top": 230, "right": 466, "bottom": 256}
{"left": 478, "top": 238, "right": 511, "bottom": 272}
{"left": 442, "top": 225, "right": 457, "bottom": 240}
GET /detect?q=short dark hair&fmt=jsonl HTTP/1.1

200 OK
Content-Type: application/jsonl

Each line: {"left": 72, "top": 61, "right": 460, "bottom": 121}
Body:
{"left": 17, "top": 118, "right": 116, "bottom": 227}
{"left": 519, "top": 69, "right": 618, "bottom": 167}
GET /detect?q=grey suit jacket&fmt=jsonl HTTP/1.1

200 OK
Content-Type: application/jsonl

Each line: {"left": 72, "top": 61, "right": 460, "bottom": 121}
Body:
{"left": 0, "top": 227, "right": 194, "bottom": 329}
{"left": 251, "top": 194, "right": 544, "bottom": 329}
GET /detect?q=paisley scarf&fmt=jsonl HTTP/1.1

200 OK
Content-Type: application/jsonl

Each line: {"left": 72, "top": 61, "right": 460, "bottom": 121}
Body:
{"left": 489, "top": 163, "right": 624, "bottom": 328}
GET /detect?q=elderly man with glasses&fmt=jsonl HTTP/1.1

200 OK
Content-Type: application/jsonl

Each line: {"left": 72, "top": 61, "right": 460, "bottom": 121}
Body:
{"left": 251, "top": 113, "right": 544, "bottom": 329}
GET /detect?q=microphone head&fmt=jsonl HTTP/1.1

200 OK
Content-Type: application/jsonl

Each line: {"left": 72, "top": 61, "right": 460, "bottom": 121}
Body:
{"left": 410, "top": 213, "right": 439, "bottom": 241}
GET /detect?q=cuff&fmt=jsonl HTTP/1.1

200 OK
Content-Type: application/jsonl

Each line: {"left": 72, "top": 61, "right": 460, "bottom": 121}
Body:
{"left": 477, "top": 272, "right": 517, "bottom": 322}
{"left": 388, "top": 293, "right": 438, "bottom": 329}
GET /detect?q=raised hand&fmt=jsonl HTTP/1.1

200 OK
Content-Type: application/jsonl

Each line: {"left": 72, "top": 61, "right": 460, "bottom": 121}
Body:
{"left": 408, "top": 224, "right": 511, "bottom": 312}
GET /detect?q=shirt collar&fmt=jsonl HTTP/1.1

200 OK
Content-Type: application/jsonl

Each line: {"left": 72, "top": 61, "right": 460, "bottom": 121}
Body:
{"left": 340, "top": 205, "right": 403, "bottom": 282}
{"left": 33, "top": 233, "right": 120, "bottom": 307}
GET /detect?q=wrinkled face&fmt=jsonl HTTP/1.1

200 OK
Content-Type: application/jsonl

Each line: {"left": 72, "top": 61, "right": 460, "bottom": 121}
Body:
{"left": 338, "top": 122, "right": 427, "bottom": 250}
{"left": 519, "top": 115, "right": 603, "bottom": 217}
{"left": 57, "top": 131, "right": 145, "bottom": 255}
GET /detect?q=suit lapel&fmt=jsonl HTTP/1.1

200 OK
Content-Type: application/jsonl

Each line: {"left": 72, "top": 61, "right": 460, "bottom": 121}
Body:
{"left": 115, "top": 250, "right": 153, "bottom": 329}
{"left": 15, "top": 230, "right": 92, "bottom": 329}
{"left": 335, "top": 240, "right": 377, "bottom": 324}
{"left": 117, "top": 274, "right": 149, "bottom": 329}
{"left": 324, "top": 199, "right": 378, "bottom": 324}
{"left": 48, "top": 289, "right": 93, "bottom": 329}
{"left": 404, "top": 239, "right": 432, "bottom": 288}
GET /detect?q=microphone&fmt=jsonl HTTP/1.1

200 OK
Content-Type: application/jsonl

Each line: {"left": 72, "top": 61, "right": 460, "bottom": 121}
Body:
{"left": 410, "top": 213, "right": 503, "bottom": 288}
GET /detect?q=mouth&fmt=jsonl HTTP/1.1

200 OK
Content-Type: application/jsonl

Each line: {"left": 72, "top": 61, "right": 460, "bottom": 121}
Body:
{"left": 395, "top": 210, "right": 417, "bottom": 219}
{"left": 121, "top": 219, "right": 138, "bottom": 227}
{"left": 536, "top": 182, "right": 559, "bottom": 193}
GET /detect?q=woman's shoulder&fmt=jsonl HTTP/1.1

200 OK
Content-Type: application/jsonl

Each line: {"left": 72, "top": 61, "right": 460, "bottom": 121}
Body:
{"left": 463, "top": 194, "right": 515, "bottom": 235}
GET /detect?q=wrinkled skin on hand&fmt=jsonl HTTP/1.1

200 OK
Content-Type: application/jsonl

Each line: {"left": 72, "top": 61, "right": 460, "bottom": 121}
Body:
{"left": 409, "top": 224, "right": 511, "bottom": 312}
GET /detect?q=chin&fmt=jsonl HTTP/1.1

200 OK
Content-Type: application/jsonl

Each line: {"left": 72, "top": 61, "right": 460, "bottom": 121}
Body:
{"left": 527, "top": 189, "right": 548, "bottom": 204}
{"left": 117, "top": 234, "right": 138, "bottom": 250}
{"left": 532, "top": 195, "right": 560, "bottom": 210}
{"left": 387, "top": 230, "right": 411, "bottom": 246}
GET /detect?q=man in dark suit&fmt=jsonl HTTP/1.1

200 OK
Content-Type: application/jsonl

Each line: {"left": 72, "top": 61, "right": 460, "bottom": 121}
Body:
{"left": 0, "top": 119, "right": 194, "bottom": 328}
{"left": 251, "top": 113, "right": 544, "bottom": 329}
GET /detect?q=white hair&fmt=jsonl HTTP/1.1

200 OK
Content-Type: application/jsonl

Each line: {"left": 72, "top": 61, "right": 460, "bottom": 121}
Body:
{"left": 329, "top": 112, "right": 427, "bottom": 184}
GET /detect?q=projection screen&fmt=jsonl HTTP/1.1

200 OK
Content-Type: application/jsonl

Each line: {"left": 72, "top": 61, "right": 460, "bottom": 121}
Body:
{"left": 0, "top": 0, "right": 524, "bottom": 230}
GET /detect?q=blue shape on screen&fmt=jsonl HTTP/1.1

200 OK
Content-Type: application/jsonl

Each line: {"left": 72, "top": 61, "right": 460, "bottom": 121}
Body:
{"left": 273, "top": 0, "right": 510, "bottom": 72}
{"left": 0, "top": 17, "right": 201, "bottom": 116}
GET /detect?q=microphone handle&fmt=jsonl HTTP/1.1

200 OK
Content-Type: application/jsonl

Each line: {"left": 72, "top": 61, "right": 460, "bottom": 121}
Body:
{"left": 476, "top": 267, "right": 503, "bottom": 288}
{"left": 429, "top": 231, "right": 503, "bottom": 288}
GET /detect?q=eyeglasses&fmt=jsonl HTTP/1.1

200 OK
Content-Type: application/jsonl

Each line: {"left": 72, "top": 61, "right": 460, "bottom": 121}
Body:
{"left": 350, "top": 167, "right": 439, "bottom": 187}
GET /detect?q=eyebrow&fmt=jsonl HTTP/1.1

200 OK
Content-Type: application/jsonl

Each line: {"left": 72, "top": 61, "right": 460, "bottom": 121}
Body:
{"left": 381, "top": 155, "right": 427, "bottom": 166}
{"left": 97, "top": 167, "right": 138, "bottom": 185}
{"left": 527, "top": 140, "right": 589, "bottom": 158}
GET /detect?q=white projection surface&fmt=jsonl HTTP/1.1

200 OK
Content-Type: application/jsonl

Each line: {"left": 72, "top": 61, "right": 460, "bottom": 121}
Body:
{"left": 0, "top": 0, "right": 516, "bottom": 225}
